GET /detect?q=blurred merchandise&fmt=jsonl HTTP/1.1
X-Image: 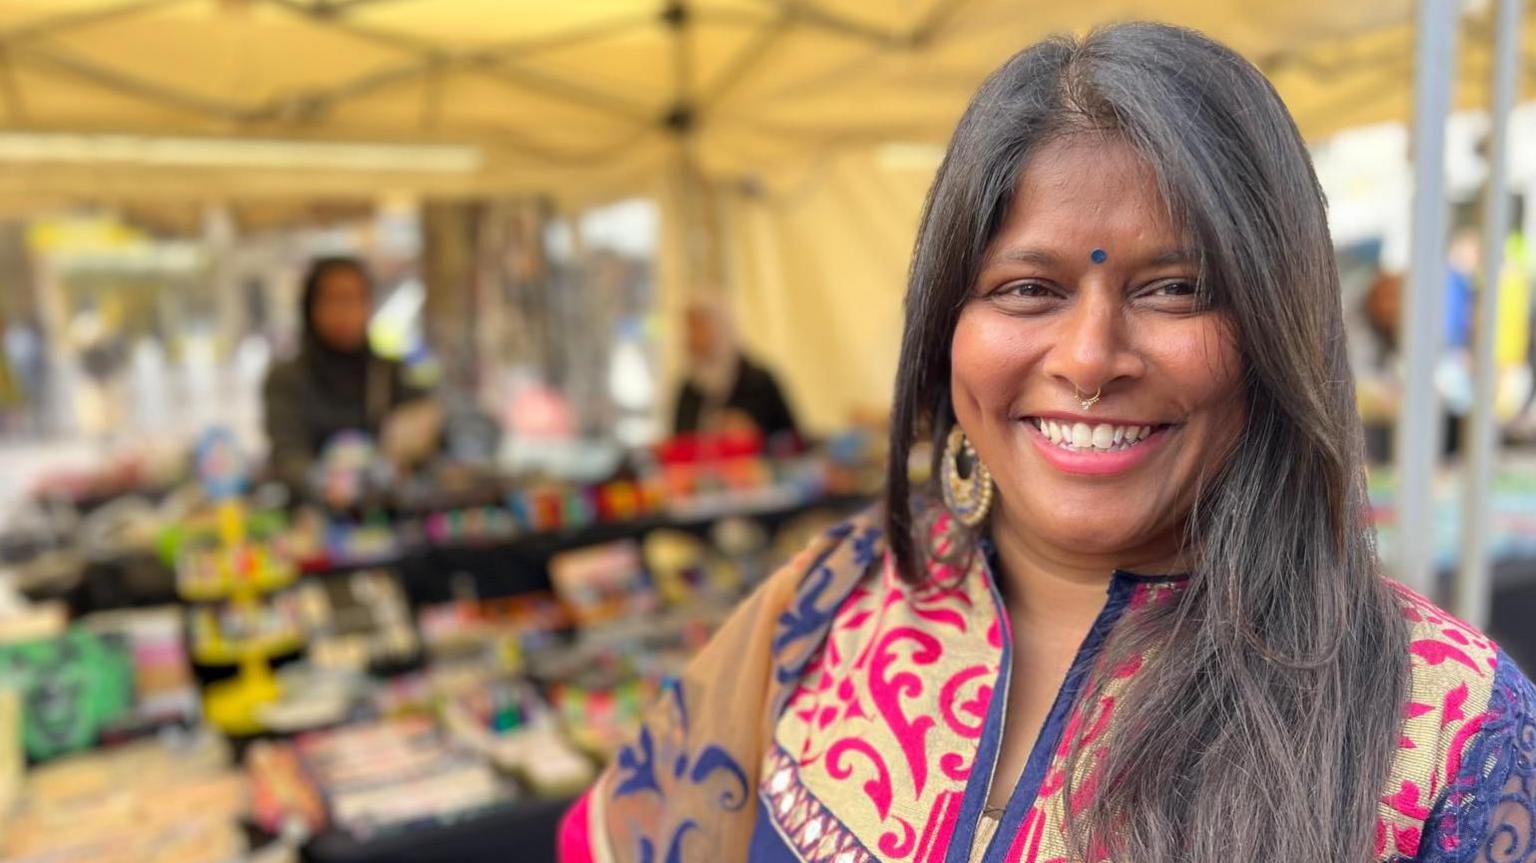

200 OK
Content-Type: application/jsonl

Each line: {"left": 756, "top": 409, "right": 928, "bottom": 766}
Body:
{"left": 548, "top": 541, "right": 655, "bottom": 627}
{"left": 0, "top": 399, "right": 878, "bottom": 859}
{"left": 0, "top": 630, "right": 134, "bottom": 761}
{"left": 295, "top": 717, "right": 513, "bottom": 836}
{"left": 78, "top": 606, "right": 199, "bottom": 729}
{"left": 0, "top": 732, "right": 251, "bottom": 863}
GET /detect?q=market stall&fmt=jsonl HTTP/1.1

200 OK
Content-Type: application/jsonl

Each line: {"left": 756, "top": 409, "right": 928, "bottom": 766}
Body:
{"left": 0, "top": 421, "right": 884, "bottom": 862}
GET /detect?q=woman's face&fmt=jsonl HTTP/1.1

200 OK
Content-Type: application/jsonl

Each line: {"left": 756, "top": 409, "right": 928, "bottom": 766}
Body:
{"left": 312, "top": 266, "right": 372, "bottom": 353}
{"left": 950, "top": 136, "right": 1245, "bottom": 565}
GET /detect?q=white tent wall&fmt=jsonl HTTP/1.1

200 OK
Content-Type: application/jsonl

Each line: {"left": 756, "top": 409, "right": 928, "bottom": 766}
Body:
{"left": 717, "top": 147, "right": 933, "bottom": 434}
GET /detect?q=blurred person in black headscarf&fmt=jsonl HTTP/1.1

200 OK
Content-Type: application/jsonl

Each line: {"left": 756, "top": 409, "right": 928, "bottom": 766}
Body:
{"left": 672, "top": 297, "right": 801, "bottom": 447}
{"left": 263, "top": 257, "right": 440, "bottom": 497}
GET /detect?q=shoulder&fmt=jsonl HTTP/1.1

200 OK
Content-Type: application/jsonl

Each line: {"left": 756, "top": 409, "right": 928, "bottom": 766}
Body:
{"left": 734, "top": 355, "right": 779, "bottom": 388}
{"left": 262, "top": 357, "right": 304, "bottom": 394}
{"left": 759, "top": 505, "right": 887, "bottom": 679}
{"left": 1377, "top": 581, "right": 1536, "bottom": 861}
{"left": 590, "top": 507, "right": 887, "bottom": 859}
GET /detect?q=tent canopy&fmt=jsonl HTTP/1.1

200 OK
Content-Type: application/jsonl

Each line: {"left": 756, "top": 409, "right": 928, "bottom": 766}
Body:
{"left": 0, "top": 0, "right": 1527, "bottom": 203}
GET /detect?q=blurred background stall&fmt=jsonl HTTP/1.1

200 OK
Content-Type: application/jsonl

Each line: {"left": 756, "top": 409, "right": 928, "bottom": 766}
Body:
{"left": 0, "top": 2, "right": 1532, "bottom": 862}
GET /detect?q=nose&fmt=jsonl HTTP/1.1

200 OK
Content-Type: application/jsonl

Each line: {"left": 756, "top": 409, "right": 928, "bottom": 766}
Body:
{"left": 1042, "top": 287, "right": 1138, "bottom": 397}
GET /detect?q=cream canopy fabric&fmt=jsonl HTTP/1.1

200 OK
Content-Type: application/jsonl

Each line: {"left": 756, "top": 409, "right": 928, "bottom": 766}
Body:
{"left": 0, "top": 0, "right": 1531, "bottom": 430}
{"left": 0, "top": 0, "right": 1526, "bottom": 201}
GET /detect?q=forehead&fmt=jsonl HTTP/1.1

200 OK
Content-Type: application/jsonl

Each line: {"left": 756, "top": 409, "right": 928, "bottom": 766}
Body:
{"left": 990, "top": 136, "right": 1183, "bottom": 255}
{"left": 318, "top": 267, "right": 368, "bottom": 295}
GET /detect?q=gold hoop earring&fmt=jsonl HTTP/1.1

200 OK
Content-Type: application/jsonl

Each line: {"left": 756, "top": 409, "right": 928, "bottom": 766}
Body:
{"left": 1074, "top": 384, "right": 1102, "bottom": 411}
{"left": 941, "top": 425, "right": 993, "bottom": 528}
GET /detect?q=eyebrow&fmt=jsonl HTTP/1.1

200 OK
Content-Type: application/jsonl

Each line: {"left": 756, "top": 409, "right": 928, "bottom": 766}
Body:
{"left": 987, "top": 248, "right": 1059, "bottom": 267}
{"left": 1148, "top": 248, "right": 1199, "bottom": 267}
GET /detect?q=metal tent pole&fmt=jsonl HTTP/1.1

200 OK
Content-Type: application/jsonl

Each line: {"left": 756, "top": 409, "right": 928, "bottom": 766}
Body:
{"left": 1395, "top": 0, "right": 1460, "bottom": 594}
{"left": 1456, "top": 0, "right": 1524, "bottom": 625}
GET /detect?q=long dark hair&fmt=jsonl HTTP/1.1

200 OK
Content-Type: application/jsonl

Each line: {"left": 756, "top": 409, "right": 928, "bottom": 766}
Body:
{"left": 884, "top": 23, "right": 1407, "bottom": 861}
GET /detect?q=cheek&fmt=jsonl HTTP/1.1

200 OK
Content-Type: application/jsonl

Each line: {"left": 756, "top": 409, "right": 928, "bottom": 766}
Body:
{"left": 1160, "top": 319, "right": 1245, "bottom": 437}
{"left": 950, "top": 309, "right": 1037, "bottom": 420}
{"left": 1155, "top": 313, "right": 1240, "bottom": 386}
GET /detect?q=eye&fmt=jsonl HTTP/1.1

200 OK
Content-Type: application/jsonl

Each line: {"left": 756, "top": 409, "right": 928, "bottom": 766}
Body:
{"left": 1136, "top": 278, "right": 1205, "bottom": 312}
{"left": 992, "top": 281, "right": 1058, "bottom": 299}
{"left": 1151, "top": 280, "right": 1197, "bottom": 296}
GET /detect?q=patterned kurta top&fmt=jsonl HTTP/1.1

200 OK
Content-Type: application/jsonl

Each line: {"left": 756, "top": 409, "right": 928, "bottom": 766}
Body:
{"left": 560, "top": 509, "right": 1536, "bottom": 863}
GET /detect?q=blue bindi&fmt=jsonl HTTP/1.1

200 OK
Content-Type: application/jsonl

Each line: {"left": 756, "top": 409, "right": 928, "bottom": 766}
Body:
{"left": 1090, "top": 248, "right": 1108, "bottom": 264}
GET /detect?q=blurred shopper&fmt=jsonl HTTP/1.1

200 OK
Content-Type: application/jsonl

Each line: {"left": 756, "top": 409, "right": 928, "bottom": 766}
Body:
{"left": 672, "top": 297, "right": 800, "bottom": 444}
{"left": 561, "top": 23, "right": 1536, "bottom": 863}
{"left": 71, "top": 304, "right": 129, "bottom": 444}
{"left": 263, "top": 257, "right": 439, "bottom": 495}
{"left": 0, "top": 314, "right": 19, "bottom": 433}
{"left": 3, "top": 315, "right": 49, "bottom": 434}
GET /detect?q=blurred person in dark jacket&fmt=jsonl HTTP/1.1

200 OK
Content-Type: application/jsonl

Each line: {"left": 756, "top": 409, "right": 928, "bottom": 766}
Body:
{"left": 672, "top": 297, "right": 800, "bottom": 446}
{"left": 263, "top": 256, "right": 440, "bottom": 497}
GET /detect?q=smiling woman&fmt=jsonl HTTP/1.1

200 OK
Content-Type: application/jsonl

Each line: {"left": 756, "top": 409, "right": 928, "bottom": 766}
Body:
{"left": 559, "top": 22, "right": 1536, "bottom": 863}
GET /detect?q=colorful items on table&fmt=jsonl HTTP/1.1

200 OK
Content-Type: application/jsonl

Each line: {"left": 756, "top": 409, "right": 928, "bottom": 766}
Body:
{"left": 823, "top": 425, "right": 886, "bottom": 496}
{"left": 1, "top": 732, "right": 247, "bottom": 863}
{"left": 80, "top": 607, "right": 198, "bottom": 730}
{"left": 176, "top": 532, "right": 297, "bottom": 603}
{"left": 321, "top": 515, "right": 402, "bottom": 566}
{"left": 296, "top": 569, "right": 419, "bottom": 673}
{"left": 642, "top": 529, "right": 715, "bottom": 605}
{"left": 194, "top": 428, "right": 247, "bottom": 501}
{"left": 423, "top": 505, "right": 518, "bottom": 546}
{"left": 547, "top": 676, "right": 655, "bottom": 758}
{"left": 500, "top": 479, "right": 661, "bottom": 536}
{"left": 416, "top": 593, "right": 572, "bottom": 667}
{"left": 247, "top": 739, "right": 328, "bottom": 837}
{"left": 485, "top": 725, "right": 593, "bottom": 798}
{"left": 179, "top": 433, "right": 304, "bottom": 735}
{"left": 293, "top": 717, "right": 513, "bottom": 836}
{"left": 439, "top": 681, "right": 594, "bottom": 798}
{"left": 315, "top": 430, "right": 387, "bottom": 509}
{"left": 508, "top": 485, "right": 594, "bottom": 534}
{"left": 0, "top": 631, "right": 134, "bottom": 761}
{"left": 188, "top": 601, "right": 304, "bottom": 666}
{"left": 548, "top": 540, "right": 656, "bottom": 627}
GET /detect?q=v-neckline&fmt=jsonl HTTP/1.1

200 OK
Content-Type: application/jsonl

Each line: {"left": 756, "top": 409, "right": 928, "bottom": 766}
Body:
{"left": 946, "top": 555, "right": 1180, "bottom": 863}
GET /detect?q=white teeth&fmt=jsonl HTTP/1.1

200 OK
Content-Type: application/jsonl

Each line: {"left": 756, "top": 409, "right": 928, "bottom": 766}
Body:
{"left": 1030, "top": 419, "right": 1161, "bottom": 452}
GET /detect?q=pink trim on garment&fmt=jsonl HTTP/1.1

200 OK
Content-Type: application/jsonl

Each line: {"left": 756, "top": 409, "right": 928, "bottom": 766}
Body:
{"left": 558, "top": 791, "right": 595, "bottom": 863}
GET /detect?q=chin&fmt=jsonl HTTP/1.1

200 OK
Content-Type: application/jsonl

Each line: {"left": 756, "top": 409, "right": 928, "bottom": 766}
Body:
{"left": 1003, "top": 493, "right": 1162, "bottom": 555}
{"left": 1038, "top": 522, "right": 1148, "bottom": 556}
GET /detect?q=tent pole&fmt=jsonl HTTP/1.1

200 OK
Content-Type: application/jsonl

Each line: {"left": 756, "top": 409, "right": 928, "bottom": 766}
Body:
{"left": 1456, "top": 0, "right": 1523, "bottom": 625}
{"left": 1395, "top": 0, "right": 1459, "bottom": 595}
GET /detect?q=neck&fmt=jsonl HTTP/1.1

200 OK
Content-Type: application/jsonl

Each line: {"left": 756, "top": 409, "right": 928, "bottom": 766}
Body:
{"left": 987, "top": 500, "right": 1185, "bottom": 632}
{"left": 304, "top": 333, "right": 368, "bottom": 362}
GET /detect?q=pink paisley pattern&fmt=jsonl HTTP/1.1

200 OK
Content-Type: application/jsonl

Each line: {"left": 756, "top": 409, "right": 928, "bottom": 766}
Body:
{"left": 770, "top": 550, "right": 1005, "bottom": 863}
{"left": 1374, "top": 584, "right": 1502, "bottom": 861}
